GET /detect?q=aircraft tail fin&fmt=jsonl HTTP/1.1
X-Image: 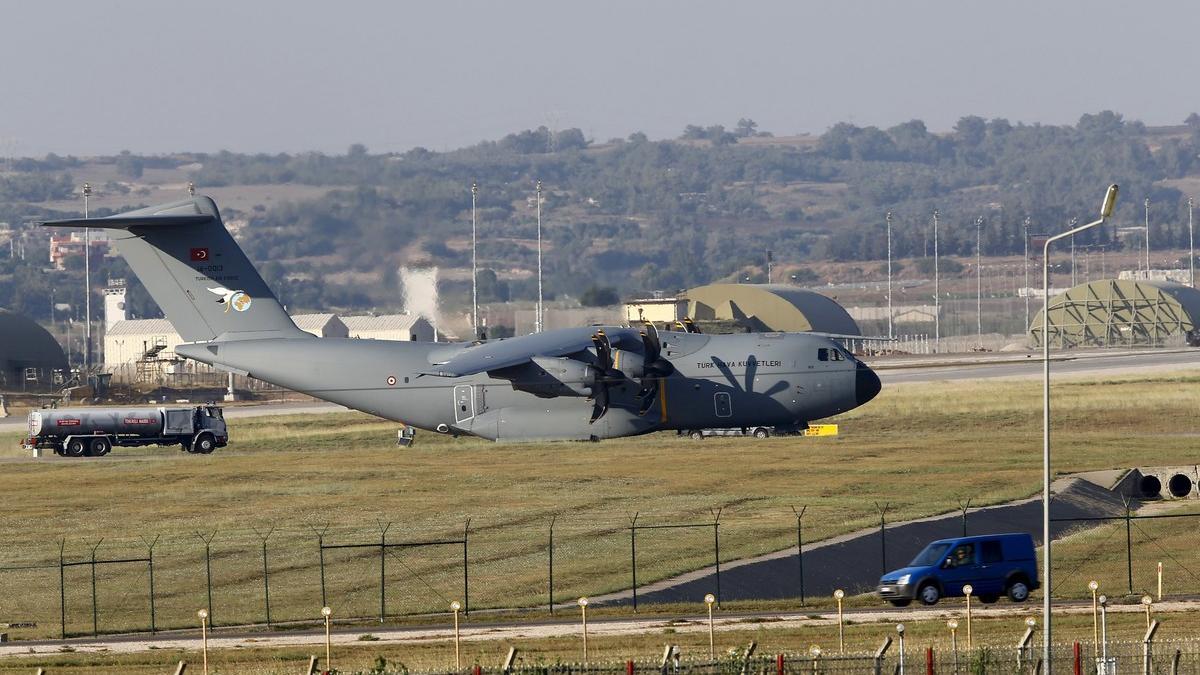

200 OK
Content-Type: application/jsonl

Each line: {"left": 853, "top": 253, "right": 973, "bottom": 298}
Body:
{"left": 42, "top": 197, "right": 307, "bottom": 343}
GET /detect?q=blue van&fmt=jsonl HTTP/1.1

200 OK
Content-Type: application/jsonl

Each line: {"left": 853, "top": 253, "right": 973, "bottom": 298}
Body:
{"left": 876, "top": 533, "right": 1039, "bottom": 606}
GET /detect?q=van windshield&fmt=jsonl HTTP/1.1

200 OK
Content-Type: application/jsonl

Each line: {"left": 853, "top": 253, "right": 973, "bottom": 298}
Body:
{"left": 910, "top": 542, "right": 952, "bottom": 567}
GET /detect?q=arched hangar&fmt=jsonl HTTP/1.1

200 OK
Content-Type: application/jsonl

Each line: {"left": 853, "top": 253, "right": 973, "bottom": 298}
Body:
{"left": 0, "top": 309, "right": 67, "bottom": 390}
{"left": 1029, "top": 279, "right": 1200, "bottom": 348}
{"left": 685, "top": 284, "right": 861, "bottom": 335}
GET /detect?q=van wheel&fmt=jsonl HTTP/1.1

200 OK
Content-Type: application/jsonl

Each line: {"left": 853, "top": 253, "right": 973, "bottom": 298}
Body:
{"left": 887, "top": 599, "right": 911, "bottom": 607}
{"left": 64, "top": 438, "right": 87, "bottom": 457}
{"left": 753, "top": 427, "right": 770, "bottom": 439}
{"left": 90, "top": 437, "right": 111, "bottom": 457}
{"left": 917, "top": 582, "right": 941, "bottom": 605}
{"left": 689, "top": 430, "right": 704, "bottom": 440}
{"left": 193, "top": 433, "right": 216, "bottom": 454}
{"left": 1007, "top": 577, "right": 1031, "bottom": 602}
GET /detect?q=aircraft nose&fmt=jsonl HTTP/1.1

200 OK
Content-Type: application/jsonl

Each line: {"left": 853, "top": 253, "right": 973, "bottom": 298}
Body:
{"left": 856, "top": 364, "right": 881, "bottom": 406}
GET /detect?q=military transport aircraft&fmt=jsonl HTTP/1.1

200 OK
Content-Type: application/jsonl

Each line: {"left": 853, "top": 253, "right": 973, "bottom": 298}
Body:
{"left": 43, "top": 197, "right": 880, "bottom": 441}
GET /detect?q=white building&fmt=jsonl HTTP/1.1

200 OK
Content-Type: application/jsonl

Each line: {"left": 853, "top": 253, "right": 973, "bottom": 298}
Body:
{"left": 291, "top": 313, "right": 348, "bottom": 338}
{"left": 342, "top": 313, "right": 435, "bottom": 342}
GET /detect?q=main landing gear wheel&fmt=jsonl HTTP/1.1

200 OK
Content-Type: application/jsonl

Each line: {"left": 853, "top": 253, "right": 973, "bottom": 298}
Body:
{"left": 752, "top": 427, "right": 770, "bottom": 439}
{"left": 689, "top": 430, "right": 704, "bottom": 440}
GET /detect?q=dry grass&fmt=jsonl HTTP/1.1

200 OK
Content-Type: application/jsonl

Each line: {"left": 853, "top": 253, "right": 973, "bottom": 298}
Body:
{"left": 0, "top": 371, "right": 1197, "bottom": 640}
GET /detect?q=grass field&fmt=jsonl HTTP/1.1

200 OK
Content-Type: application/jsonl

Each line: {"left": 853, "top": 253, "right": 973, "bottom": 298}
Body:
{"left": 1, "top": 371, "right": 1199, "bottom": 641}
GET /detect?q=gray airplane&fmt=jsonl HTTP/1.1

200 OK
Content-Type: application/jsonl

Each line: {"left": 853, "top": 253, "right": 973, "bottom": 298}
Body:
{"left": 43, "top": 197, "right": 880, "bottom": 442}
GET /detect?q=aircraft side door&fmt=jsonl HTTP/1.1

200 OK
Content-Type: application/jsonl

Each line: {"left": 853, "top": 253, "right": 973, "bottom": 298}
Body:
{"left": 713, "top": 391, "right": 732, "bottom": 418}
{"left": 453, "top": 384, "right": 475, "bottom": 424}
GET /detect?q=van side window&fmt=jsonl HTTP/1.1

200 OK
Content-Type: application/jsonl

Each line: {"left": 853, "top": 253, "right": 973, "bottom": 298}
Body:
{"left": 981, "top": 540, "right": 1003, "bottom": 564}
{"left": 947, "top": 543, "right": 974, "bottom": 568}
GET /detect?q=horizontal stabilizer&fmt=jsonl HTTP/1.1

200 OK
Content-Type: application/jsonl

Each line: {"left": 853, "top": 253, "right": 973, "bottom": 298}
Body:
{"left": 40, "top": 215, "right": 215, "bottom": 229}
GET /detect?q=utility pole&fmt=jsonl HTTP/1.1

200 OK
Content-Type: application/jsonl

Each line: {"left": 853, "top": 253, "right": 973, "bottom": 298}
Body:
{"left": 536, "top": 180, "right": 544, "bottom": 333}
{"left": 1069, "top": 218, "right": 1078, "bottom": 287}
{"left": 82, "top": 182, "right": 92, "bottom": 376}
{"left": 1023, "top": 217, "right": 1031, "bottom": 331}
{"left": 471, "top": 182, "right": 479, "bottom": 338}
{"left": 1144, "top": 197, "right": 1151, "bottom": 274}
{"left": 886, "top": 211, "right": 894, "bottom": 340}
{"left": 976, "top": 216, "right": 983, "bottom": 349}
{"left": 933, "top": 209, "right": 940, "bottom": 352}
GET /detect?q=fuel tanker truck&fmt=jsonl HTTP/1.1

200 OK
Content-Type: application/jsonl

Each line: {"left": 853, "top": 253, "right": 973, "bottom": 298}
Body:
{"left": 22, "top": 405, "right": 228, "bottom": 457}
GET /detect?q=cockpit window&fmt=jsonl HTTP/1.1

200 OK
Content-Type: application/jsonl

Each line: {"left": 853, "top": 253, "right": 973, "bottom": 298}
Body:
{"left": 818, "top": 348, "right": 844, "bottom": 362}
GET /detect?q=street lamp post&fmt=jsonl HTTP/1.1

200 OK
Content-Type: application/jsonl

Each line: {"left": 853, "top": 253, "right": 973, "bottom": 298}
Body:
{"left": 321, "top": 606, "right": 333, "bottom": 670}
{"left": 1189, "top": 197, "right": 1195, "bottom": 288}
{"left": 82, "top": 182, "right": 92, "bottom": 376}
{"left": 536, "top": 180, "right": 544, "bottom": 333}
{"left": 947, "top": 619, "right": 959, "bottom": 674}
{"left": 896, "top": 624, "right": 906, "bottom": 675}
{"left": 933, "top": 210, "right": 940, "bottom": 352}
{"left": 451, "top": 600, "right": 463, "bottom": 669}
{"left": 1042, "top": 185, "right": 1119, "bottom": 671}
{"left": 704, "top": 593, "right": 716, "bottom": 659}
{"left": 976, "top": 216, "right": 984, "bottom": 349}
{"left": 1099, "top": 595, "right": 1110, "bottom": 670}
{"left": 197, "top": 608, "right": 209, "bottom": 675}
{"left": 471, "top": 183, "right": 479, "bottom": 338}
{"left": 1144, "top": 197, "right": 1151, "bottom": 274}
{"left": 1024, "top": 217, "right": 1031, "bottom": 332}
{"left": 886, "top": 211, "right": 894, "bottom": 340}
{"left": 1142, "top": 595, "right": 1153, "bottom": 629}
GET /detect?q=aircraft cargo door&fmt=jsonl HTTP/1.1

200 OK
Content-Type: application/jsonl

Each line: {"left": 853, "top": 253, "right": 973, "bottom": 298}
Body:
{"left": 454, "top": 385, "right": 475, "bottom": 424}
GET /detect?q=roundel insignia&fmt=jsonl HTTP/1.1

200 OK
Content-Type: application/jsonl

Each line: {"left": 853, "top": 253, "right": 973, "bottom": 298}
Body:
{"left": 229, "top": 291, "right": 252, "bottom": 312}
{"left": 387, "top": 376, "right": 397, "bottom": 386}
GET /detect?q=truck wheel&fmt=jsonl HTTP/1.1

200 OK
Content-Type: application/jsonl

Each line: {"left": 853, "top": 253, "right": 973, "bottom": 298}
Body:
{"left": 64, "top": 438, "right": 87, "bottom": 457}
{"left": 193, "top": 433, "right": 216, "bottom": 454}
{"left": 753, "top": 427, "right": 770, "bottom": 439}
{"left": 90, "top": 437, "right": 111, "bottom": 457}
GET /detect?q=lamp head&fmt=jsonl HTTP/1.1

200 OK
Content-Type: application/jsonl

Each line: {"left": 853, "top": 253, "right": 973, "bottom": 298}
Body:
{"left": 896, "top": 623, "right": 905, "bottom": 635}
{"left": 833, "top": 589, "right": 845, "bottom": 600}
{"left": 197, "top": 608, "right": 208, "bottom": 620}
{"left": 809, "top": 645, "right": 822, "bottom": 657}
{"left": 962, "top": 584, "right": 973, "bottom": 596}
{"left": 947, "top": 619, "right": 958, "bottom": 630}
{"left": 577, "top": 597, "right": 588, "bottom": 607}
{"left": 1142, "top": 595, "right": 1153, "bottom": 606}
{"left": 704, "top": 593, "right": 716, "bottom": 605}
{"left": 1088, "top": 580, "right": 1099, "bottom": 592}
{"left": 1099, "top": 594, "right": 1108, "bottom": 607}
{"left": 321, "top": 606, "right": 332, "bottom": 617}
{"left": 1101, "top": 184, "right": 1119, "bottom": 219}
{"left": 1026, "top": 617, "right": 1037, "bottom": 628}
{"left": 451, "top": 600, "right": 462, "bottom": 612}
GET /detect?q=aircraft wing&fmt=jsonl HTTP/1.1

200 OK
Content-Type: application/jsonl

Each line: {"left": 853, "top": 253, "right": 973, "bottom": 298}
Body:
{"left": 421, "top": 326, "right": 638, "bottom": 377}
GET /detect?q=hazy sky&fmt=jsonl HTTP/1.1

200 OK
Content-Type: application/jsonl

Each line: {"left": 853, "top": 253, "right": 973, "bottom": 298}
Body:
{"left": 2, "top": 0, "right": 1197, "bottom": 157}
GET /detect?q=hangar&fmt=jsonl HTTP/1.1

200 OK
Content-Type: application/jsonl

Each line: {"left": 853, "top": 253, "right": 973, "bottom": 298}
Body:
{"left": 0, "top": 309, "right": 67, "bottom": 390}
{"left": 1029, "top": 279, "right": 1200, "bottom": 348}
{"left": 685, "top": 283, "right": 861, "bottom": 335}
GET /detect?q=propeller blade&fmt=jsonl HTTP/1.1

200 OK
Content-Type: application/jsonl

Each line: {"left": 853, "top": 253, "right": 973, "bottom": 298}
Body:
{"left": 590, "top": 385, "right": 609, "bottom": 424}
{"left": 683, "top": 317, "right": 700, "bottom": 334}
{"left": 591, "top": 330, "right": 613, "bottom": 371}
{"left": 637, "top": 379, "right": 659, "bottom": 416}
{"left": 640, "top": 323, "right": 661, "bottom": 362}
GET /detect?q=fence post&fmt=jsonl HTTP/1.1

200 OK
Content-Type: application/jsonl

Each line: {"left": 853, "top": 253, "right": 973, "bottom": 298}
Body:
{"left": 1124, "top": 496, "right": 1134, "bottom": 594}
{"left": 463, "top": 517, "right": 471, "bottom": 615}
{"left": 712, "top": 507, "right": 723, "bottom": 606}
{"left": 925, "top": 646, "right": 933, "bottom": 675}
{"left": 195, "top": 531, "right": 216, "bottom": 627}
{"left": 875, "top": 502, "right": 891, "bottom": 576}
{"left": 958, "top": 498, "right": 972, "bottom": 537}
{"left": 89, "top": 538, "right": 103, "bottom": 636}
{"left": 548, "top": 515, "right": 556, "bottom": 615}
{"left": 1074, "top": 642, "right": 1082, "bottom": 675}
{"left": 253, "top": 525, "right": 274, "bottom": 628}
{"left": 792, "top": 506, "right": 806, "bottom": 605}
{"left": 1143, "top": 619, "right": 1160, "bottom": 675}
{"left": 630, "top": 512, "right": 639, "bottom": 612}
{"left": 873, "top": 636, "right": 893, "bottom": 675}
{"left": 378, "top": 521, "right": 391, "bottom": 623}
{"left": 142, "top": 534, "right": 160, "bottom": 633}
{"left": 58, "top": 539, "right": 66, "bottom": 639}
{"left": 777, "top": 653, "right": 784, "bottom": 675}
